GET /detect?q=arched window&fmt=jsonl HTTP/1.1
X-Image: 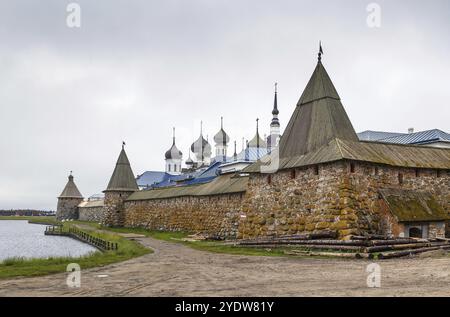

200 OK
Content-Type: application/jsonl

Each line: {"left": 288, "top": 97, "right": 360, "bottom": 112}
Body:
{"left": 168, "top": 164, "right": 171, "bottom": 172}
{"left": 174, "top": 165, "right": 177, "bottom": 172}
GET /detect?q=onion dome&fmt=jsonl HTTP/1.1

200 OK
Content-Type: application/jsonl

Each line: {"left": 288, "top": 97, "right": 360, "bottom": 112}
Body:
{"left": 185, "top": 149, "right": 194, "bottom": 166}
{"left": 190, "top": 121, "right": 212, "bottom": 156}
{"left": 213, "top": 117, "right": 230, "bottom": 146}
{"left": 248, "top": 118, "right": 267, "bottom": 148}
{"left": 165, "top": 128, "right": 183, "bottom": 160}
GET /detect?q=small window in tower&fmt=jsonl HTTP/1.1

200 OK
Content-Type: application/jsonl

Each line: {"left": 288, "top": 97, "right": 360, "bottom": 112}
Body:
{"left": 350, "top": 163, "right": 355, "bottom": 173}
{"left": 314, "top": 165, "right": 319, "bottom": 176}
{"left": 374, "top": 166, "right": 379, "bottom": 175}
{"left": 415, "top": 169, "right": 420, "bottom": 177}
{"left": 398, "top": 173, "right": 404, "bottom": 184}
{"left": 291, "top": 169, "right": 296, "bottom": 179}
{"left": 267, "top": 175, "right": 272, "bottom": 185}
{"left": 437, "top": 170, "right": 442, "bottom": 178}
{"left": 174, "top": 165, "right": 177, "bottom": 172}
{"left": 168, "top": 164, "right": 171, "bottom": 172}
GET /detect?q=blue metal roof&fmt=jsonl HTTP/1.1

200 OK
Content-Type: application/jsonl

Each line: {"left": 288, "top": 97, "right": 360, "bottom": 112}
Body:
{"left": 136, "top": 171, "right": 168, "bottom": 188}
{"left": 236, "top": 147, "right": 268, "bottom": 161}
{"left": 379, "top": 129, "right": 450, "bottom": 145}
{"left": 357, "top": 130, "right": 405, "bottom": 141}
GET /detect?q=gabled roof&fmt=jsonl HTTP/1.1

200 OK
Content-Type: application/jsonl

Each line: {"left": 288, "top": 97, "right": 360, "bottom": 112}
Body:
{"left": 380, "top": 129, "right": 450, "bottom": 145}
{"left": 244, "top": 138, "right": 450, "bottom": 172}
{"left": 58, "top": 174, "right": 83, "bottom": 198}
{"left": 380, "top": 189, "right": 448, "bottom": 222}
{"left": 104, "top": 148, "right": 138, "bottom": 192}
{"left": 78, "top": 199, "right": 104, "bottom": 208}
{"left": 279, "top": 60, "right": 358, "bottom": 158}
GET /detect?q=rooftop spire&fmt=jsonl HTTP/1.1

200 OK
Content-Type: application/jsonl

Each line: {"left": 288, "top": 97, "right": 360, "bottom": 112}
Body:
{"left": 318, "top": 41, "right": 323, "bottom": 62}
{"left": 172, "top": 127, "right": 176, "bottom": 145}
{"left": 122, "top": 141, "right": 125, "bottom": 150}
{"left": 221, "top": 116, "right": 223, "bottom": 129}
{"left": 256, "top": 118, "right": 260, "bottom": 148}
{"left": 233, "top": 140, "right": 237, "bottom": 161}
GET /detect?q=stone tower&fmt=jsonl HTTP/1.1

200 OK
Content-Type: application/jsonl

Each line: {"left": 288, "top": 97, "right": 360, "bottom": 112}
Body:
{"left": 103, "top": 143, "right": 138, "bottom": 227}
{"left": 56, "top": 172, "right": 83, "bottom": 220}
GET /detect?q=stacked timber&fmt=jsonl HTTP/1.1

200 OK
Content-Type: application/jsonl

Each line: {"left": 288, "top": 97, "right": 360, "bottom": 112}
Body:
{"left": 230, "top": 231, "right": 450, "bottom": 259}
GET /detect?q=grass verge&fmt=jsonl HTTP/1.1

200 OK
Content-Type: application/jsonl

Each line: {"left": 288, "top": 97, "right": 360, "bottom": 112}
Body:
{"left": 0, "top": 222, "right": 151, "bottom": 279}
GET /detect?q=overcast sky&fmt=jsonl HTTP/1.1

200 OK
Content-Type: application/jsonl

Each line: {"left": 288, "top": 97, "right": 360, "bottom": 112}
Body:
{"left": 0, "top": 0, "right": 449, "bottom": 210}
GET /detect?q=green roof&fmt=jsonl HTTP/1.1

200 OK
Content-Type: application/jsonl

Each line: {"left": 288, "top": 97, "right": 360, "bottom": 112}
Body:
{"left": 127, "top": 174, "right": 248, "bottom": 201}
{"left": 279, "top": 60, "right": 358, "bottom": 158}
{"left": 244, "top": 138, "right": 450, "bottom": 172}
{"left": 380, "top": 189, "right": 448, "bottom": 222}
{"left": 58, "top": 175, "right": 83, "bottom": 198}
{"left": 104, "top": 148, "right": 138, "bottom": 192}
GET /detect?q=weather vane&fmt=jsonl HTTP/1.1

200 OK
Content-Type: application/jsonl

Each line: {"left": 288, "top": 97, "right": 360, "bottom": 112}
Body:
{"left": 318, "top": 41, "right": 323, "bottom": 62}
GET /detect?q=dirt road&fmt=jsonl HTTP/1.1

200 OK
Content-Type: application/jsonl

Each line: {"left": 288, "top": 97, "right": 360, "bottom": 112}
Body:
{"left": 1, "top": 237, "right": 450, "bottom": 296}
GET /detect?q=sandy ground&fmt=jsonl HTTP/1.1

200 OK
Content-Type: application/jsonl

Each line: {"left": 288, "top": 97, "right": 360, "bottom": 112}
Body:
{"left": 1, "top": 237, "right": 450, "bottom": 297}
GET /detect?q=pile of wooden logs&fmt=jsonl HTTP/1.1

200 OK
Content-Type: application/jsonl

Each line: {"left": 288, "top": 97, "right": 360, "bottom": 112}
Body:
{"left": 230, "top": 231, "right": 450, "bottom": 259}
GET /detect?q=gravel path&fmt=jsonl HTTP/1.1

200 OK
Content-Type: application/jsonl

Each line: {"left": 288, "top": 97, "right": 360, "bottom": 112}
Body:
{"left": 1, "top": 237, "right": 450, "bottom": 296}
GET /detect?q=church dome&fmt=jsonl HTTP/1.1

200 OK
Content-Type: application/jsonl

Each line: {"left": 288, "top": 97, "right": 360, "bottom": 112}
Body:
{"left": 165, "top": 143, "right": 183, "bottom": 160}
{"left": 213, "top": 117, "right": 230, "bottom": 145}
{"left": 213, "top": 128, "right": 230, "bottom": 145}
{"left": 190, "top": 135, "right": 211, "bottom": 156}
{"left": 185, "top": 156, "right": 194, "bottom": 165}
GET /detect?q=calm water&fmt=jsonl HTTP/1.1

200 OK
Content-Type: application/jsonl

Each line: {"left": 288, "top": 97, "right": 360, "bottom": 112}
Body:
{"left": 0, "top": 220, "right": 98, "bottom": 262}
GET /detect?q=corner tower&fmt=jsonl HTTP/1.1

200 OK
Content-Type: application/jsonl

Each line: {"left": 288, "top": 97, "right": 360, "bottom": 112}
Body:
{"left": 103, "top": 143, "right": 138, "bottom": 226}
{"left": 56, "top": 172, "right": 83, "bottom": 220}
{"left": 278, "top": 46, "right": 358, "bottom": 158}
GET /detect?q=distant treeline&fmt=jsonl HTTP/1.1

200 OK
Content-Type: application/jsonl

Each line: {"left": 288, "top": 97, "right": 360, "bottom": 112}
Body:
{"left": 0, "top": 209, "right": 55, "bottom": 216}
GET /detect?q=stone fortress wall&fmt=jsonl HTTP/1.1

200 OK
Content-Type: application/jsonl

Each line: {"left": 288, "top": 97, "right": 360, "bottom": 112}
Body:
{"left": 122, "top": 161, "right": 449, "bottom": 239}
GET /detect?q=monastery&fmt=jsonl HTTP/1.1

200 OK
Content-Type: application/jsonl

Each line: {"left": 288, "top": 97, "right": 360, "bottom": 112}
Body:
{"left": 56, "top": 49, "right": 450, "bottom": 240}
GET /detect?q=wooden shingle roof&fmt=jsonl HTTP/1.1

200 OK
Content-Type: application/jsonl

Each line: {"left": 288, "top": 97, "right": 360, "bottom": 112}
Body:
{"left": 58, "top": 174, "right": 83, "bottom": 198}
{"left": 279, "top": 60, "right": 358, "bottom": 158}
{"left": 104, "top": 148, "right": 138, "bottom": 192}
{"left": 244, "top": 138, "right": 450, "bottom": 172}
{"left": 127, "top": 174, "right": 248, "bottom": 201}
